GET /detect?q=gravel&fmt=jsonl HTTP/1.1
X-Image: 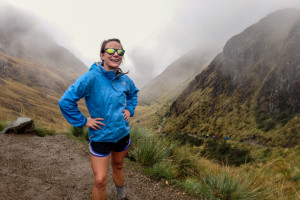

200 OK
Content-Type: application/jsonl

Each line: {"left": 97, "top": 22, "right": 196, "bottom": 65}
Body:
{"left": 0, "top": 133, "right": 200, "bottom": 200}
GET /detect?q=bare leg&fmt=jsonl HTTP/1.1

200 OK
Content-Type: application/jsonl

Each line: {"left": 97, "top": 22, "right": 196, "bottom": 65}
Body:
{"left": 90, "top": 154, "right": 110, "bottom": 200}
{"left": 111, "top": 149, "right": 128, "bottom": 186}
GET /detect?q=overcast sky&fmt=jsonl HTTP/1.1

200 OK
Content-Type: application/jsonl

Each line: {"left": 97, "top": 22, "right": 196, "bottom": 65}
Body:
{"left": 2, "top": 0, "right": 300, "bottom": 88}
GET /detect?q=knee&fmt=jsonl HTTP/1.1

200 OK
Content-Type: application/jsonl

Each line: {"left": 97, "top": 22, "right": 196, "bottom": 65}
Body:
{"left": 112, "top": 160, "right": 124, "bottom": 171}
{"left": 94, "top": 175, "right": 107, "bottom": 189}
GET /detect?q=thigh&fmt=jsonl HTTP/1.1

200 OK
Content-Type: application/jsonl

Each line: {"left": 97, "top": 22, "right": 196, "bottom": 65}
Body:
{"left": 111, "top": 148, "right": 128, "bottom": 165}
{"left": 111, "top": 134, "right": 130, "bottom": 165}
{"left": 90, "top": 154, "right": 110, "bottom": 179}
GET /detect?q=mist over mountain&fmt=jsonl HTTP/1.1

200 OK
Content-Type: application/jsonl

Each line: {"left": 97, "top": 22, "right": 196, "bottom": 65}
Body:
{"left": 0, "top": 4, "right": 88, "bottom": 129}
{"left": 138, "top": 46, "right": 218, "bottom": 104}
{"left": 0, "top": 4, "right": 87, "bottom": 76}
{"left": 162, "top": 8, "right": 300, "bottom": 147}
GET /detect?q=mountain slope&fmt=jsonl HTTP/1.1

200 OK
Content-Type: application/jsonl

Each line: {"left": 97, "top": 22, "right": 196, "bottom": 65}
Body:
{"left": 0, "top": 4, "right": 88, "bottom": 129}
{"left": 132, "top": 46, "right": 217, "bottom": 130}
{"left": 138, "top": 47, "right": 217, "bottom": 104}
{"left": 162, "top": 8, "right": 300, "bottom": 147}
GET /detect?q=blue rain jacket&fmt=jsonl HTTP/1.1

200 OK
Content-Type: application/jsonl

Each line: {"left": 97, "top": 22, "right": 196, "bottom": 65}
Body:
{"left": 59, "top": 62, "right": 139, "bottom": 142}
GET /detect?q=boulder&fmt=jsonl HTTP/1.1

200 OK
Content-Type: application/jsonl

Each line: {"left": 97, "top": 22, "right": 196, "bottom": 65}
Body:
{"left": 2, "top": 117, "right": 34, "bottom": 134}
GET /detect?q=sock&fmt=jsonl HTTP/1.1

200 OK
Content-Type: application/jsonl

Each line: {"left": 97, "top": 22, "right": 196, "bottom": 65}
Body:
{"left": 116, "top": 185, "right": 125, "bottom": 199}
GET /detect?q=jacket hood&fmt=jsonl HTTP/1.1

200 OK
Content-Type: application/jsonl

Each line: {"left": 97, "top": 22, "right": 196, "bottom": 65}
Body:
{"left": 90, "top": 62, "right": 116, "bottom": 80}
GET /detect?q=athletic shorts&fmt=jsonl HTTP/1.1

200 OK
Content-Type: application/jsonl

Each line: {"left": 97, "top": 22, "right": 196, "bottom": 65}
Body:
{"left": 89, "top": 134, "right": 131, "bottom": 157}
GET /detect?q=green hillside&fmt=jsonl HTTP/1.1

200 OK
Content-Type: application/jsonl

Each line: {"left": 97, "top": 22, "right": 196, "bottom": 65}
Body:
{"left": 161, "top": 9, "right": 300, "bottom": 147}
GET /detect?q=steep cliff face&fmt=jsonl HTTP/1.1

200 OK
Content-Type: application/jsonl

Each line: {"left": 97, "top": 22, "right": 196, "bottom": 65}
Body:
{"left": 163, "top": 9, "right": 300, "bottom": 147}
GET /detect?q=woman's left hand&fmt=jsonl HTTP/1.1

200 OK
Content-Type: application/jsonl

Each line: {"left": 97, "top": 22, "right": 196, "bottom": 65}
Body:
{"left": 123, "top": 109, "right": 130, "bottom": 121}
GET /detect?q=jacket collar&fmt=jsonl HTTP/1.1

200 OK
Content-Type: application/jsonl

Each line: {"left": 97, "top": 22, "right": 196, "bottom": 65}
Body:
{"left": 91, "top": 62, "right": 116, "bottom": 80}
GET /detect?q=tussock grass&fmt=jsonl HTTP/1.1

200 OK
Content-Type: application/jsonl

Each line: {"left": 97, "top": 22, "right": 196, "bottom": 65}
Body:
{"left": 128, "top": 126, "right": 300, "bottom": 200}
{"left": 171, "top": 145, "right": 202, "bottom": 178}
{"left": 0, "top": 121, "right": 7, "bottom": 131}
{"left": 34, "top": 123, "right": 56, "bottom": 137}
{"left": 178, "top": 177, "right": 203, "bottom": 195}
{"left": 200, "top": 170, "right": 268, "bottom": 200}
{"left": 130, "top": 130, "right": 171, "bottom": 166}
{"left": 64, "top": 125, "right": 89, "bottom": 142}
{"left": 145, "top": 161, "right": 177, "bottom": 180}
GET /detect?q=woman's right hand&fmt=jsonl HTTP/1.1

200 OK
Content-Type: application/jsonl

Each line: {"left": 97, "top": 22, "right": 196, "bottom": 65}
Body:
{"left": 85, "top": 117, "right": 105, "bottom": 130}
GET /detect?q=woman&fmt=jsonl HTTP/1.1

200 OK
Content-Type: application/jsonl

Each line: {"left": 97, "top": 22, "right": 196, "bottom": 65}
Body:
{"left": 59, "top": 38, "right": 139, "bottom": 200}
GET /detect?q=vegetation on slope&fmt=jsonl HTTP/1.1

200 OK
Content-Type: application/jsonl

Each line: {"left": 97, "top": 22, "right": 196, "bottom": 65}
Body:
{"left": 128, "top": 127, "right": 300, "bottom": 200}
{"left": 161, "top": 9, "right": 300, "bottom": 147}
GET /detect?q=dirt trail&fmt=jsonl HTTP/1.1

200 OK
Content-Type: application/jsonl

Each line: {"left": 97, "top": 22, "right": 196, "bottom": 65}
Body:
{"left": 0, "top": 133, "right": 199, "bottom": 200}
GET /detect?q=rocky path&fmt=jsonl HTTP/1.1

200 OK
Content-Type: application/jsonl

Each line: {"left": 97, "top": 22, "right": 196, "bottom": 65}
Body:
{"left": 0, "top": 133, "right": 199, "bottom": 200}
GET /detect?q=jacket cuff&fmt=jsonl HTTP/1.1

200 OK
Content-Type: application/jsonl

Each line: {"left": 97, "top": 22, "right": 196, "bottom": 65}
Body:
{"left": 125, "top": 107, "right": 134, "bottom": 117}
{"left": 79, "top": 116, "right": 87, "bottom": 128}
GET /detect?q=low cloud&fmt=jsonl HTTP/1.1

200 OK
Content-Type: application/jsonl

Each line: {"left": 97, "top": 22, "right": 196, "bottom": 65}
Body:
{"left": 127, "top": 0, "right": 300, "bottom": 88}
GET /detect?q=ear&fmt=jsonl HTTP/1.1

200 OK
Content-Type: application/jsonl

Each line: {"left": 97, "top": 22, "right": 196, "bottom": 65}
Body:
{"left": 100, "top": 53, "right": 104, "bottom": 60}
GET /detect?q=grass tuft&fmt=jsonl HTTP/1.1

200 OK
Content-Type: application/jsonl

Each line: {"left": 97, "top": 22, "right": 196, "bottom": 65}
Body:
{"left": 200, "top": 169, "right": 269, "bottom": 200}
{"left": 179, "top": 177, "right": 203, "bottom": 195}
{"left": 172, "top": 145, "right": 201, "bottom": 178}
{"left": 0, "top": 121, "right": 8, "bottom": 131}
{"left": 66, "top": 125, "right": 89, "bottom": 142}
{"left": 131, "top": 136, "right": 170, "bottom": 166}
{"left": 34, "top": 123, "right": 56, "bottom": 137}
{"left": 145, "top": 161, "right": 177, "bottom": 180}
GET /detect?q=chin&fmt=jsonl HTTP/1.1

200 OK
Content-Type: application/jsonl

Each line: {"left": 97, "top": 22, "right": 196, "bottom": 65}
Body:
{"left": 107, "top": 65, "right": 119, "bottom": 70}
{"left": 111, "top": 65, "right": 120, "bottom": 68}
{"left": 112, "top": 63, "right": 121, "bottom": 67}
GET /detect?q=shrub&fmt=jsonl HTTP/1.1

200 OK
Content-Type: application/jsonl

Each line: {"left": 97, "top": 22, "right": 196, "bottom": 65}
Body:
{"left": 254, "top": 109, "right": 294, "bottom": 132}
{"left": 282, "top": 127, "right": 300, "bottom": 147}
{"left": 255, "top": 108, "right": 276, "bottom": 132}
{"left": 202, "top": 139, "right": 251, "bottom": 166}
{"left": 262, "top": 119, "right": 276, "bottom": 132}
{"left": 274, "top": 112, "right": 293, "bottom": 125}
{"left": 292, "top": 172, "right": 300, "bottom": 181}
{"left": 165, "top": 132, "right": 203, "bottom": 147}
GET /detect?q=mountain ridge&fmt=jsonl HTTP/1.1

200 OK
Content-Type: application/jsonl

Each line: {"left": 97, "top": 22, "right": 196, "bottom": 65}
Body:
{"left": 0, "top": 4, "right": 88, "bottom": 129}
{"left": 138, "top": 46, "right": 217, "bottom": 104}
{"left": 161, "top": 8, "right": 300, "bottom": 147}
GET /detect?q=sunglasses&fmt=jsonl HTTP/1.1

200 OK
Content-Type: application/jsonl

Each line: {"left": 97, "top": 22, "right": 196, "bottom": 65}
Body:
{"left": 104, "top": 48, "right": 125, "bottom": 56}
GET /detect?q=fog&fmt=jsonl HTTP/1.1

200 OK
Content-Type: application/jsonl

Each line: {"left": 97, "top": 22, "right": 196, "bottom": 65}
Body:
{"left": 127, "top": 0, "right": 300, "bottom": 88}
{"left": 0, "top": 4, "right": 53, "bottom": 60}
{"left": 2, "top": 0, "right": 300, "bottom": 88}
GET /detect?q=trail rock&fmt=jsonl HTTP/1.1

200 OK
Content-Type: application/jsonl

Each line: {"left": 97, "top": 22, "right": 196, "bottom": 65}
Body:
{"left": 2, "top": 117, "right": 34, "bottom": 134}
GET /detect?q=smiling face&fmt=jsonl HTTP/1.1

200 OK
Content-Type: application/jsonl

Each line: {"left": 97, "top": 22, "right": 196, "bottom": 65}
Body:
{"left": 100, "top": 41, "right": 123, "bottom": 72}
